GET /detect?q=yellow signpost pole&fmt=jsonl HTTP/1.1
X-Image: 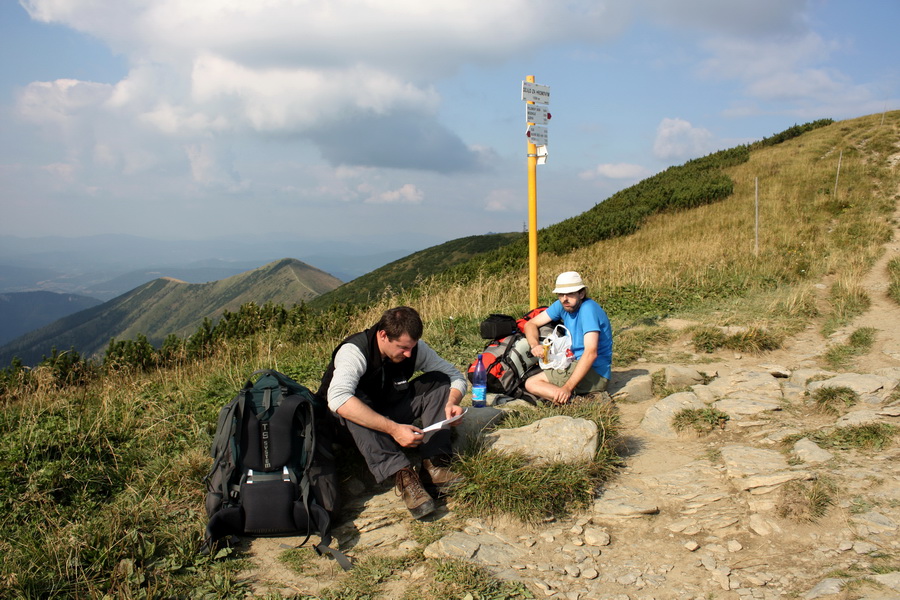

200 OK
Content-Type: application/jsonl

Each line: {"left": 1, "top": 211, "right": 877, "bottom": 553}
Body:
{"left": 526, "top": 75, "right": 539, "bottom": 310}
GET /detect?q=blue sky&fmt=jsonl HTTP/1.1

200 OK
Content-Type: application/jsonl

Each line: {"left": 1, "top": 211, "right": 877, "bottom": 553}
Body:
{"left": 1, "top": 0, "right": 898, "bottom": 253}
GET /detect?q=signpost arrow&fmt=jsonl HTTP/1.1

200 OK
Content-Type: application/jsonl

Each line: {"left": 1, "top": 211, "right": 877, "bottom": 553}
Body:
{"left": 526, "top": 104, "right": 551, "bottom": 126}
{"left": 526, "top": 124, "right": 548, "bottom": 147}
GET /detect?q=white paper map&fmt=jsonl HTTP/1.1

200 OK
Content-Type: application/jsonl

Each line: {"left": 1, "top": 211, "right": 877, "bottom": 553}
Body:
{"left": 422, "top": 408, "right": 467, "bottom": 433}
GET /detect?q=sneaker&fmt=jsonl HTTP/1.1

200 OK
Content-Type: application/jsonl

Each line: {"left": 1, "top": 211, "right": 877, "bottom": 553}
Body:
{"left": 395, "top": 467, "right": 435, "bottom": 519}
{"left": 420, "top": 456, "right": 462, "bottom": 488}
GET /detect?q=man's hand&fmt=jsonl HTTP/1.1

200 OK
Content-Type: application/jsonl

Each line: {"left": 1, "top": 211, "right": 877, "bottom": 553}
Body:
{"left": 338, "top": 396, "right": 426, "bottom": 447}
{"left": 444, "top": 388, "right": 465, "bottom": 425}
{"left": 390, "top": 422, "right": 426, "bottom": 448}
{"left": 551, "top": 385, "right": 574, "bottom": 405}
{"left": 445, "top": 402, "right": 465, "bottom": 425}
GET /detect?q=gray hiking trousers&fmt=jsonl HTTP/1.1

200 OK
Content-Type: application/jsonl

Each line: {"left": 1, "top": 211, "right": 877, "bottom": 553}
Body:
{"left": 340, "top": 372, "right": 453, "bottom": 483}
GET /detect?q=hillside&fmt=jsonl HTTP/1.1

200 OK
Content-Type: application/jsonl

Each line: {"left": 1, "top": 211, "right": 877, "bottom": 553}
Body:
{"left": 0, "top": 258, "right": 340, "bottom": 365}
{"left": 311, "top": 232, "right": 522, "bottom": 308}
{"left": 0, "top": 291, "right": 102, "bottom": 346}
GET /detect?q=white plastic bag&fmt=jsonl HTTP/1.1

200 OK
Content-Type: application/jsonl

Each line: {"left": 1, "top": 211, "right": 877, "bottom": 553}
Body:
{"left": 539, "top": 325, "right": 574, "bottom": 370}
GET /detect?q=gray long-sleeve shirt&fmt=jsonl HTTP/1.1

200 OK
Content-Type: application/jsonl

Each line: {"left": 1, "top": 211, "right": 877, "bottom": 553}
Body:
{"left": 326, "top": 339, "right": 468, "bottom": 413}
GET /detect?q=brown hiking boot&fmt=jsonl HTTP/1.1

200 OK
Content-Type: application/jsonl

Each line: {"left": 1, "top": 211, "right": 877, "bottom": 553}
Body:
{"left": 395, "top": 467, "right": 435, "bottom": 519}
{"left": 420, "top": 456, "right": 462, "bottom": 489}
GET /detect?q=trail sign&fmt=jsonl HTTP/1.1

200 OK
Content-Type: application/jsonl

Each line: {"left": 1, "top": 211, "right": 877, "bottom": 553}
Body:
{"left": 521, "top": 81, "right": 550, "bottom": 104}
{"left": 526, "top": 124, "right": 548, "bottom": 146}
{"left": 526, "top": 104, "right": 551, "bottom": 125}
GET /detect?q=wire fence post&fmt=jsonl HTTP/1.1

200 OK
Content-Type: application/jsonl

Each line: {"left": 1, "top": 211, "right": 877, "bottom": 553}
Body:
{"left": 833, "top": 149, "right": 843, "bottom": 200}
{"left": 754, "top": 176, "right": 759, "bottom": 258}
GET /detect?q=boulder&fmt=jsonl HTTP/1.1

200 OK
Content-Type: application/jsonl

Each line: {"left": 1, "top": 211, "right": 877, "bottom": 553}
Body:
{"left": 482, "top": 415, "right": 598, "bottom": 464}
{"left": 792, "top": 438, "right": 833, "bottom": 463}
{"left": 640, "top": 392, "right": 706, "bottom": 438}
{"left": 664, "top": 366, "right": 706, "bottom": 388}
{"left": 610, "top": 373, "right": 653, "bottom": 403}
{"left": 808, "top": 373, "right": 895, "bottom": 397}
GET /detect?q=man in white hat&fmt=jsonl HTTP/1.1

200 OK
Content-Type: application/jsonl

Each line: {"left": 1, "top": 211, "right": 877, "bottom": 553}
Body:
{"left": 522, "top": 271, "right": 613, "bottom": 404}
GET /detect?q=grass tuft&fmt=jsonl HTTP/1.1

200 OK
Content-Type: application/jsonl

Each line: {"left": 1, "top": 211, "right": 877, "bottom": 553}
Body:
{"left": 613, "top": 325, "right": 675, "bottom": 365}
{"left": 689, "top": 326, "right": 782, "bottom": 354}
{"left": 823, "top": 327, "right": 877, "bottom": 369}
{"left": 672, "top": 407, "right": 730, "bottom": 433}
{"left": 811, "top": 386, "right": 858, "bottom": 415}
{"left": 777, "top": 478, "right": 835, "bottom": 522}
{"left": 418, "top": 559, "right": 534, "bottom": 600}
{"left": 807, "top": 423, "right": 897, "bottom": 452}
{"left": 691, "top": 326, "right": 728, "bottom": 353}
{"left": 319, "top": 553, "right": 418, "bottom": 600}
{"left": 822, "top": 280, "right": 871, "bottom": 336}
{"left": 452, "top": 451, "right": 597, "bottom": 523}
{"left": 888, "top": 257, "right": 900, "bottom": 305}
{"left": 722, "top": 327, "right": 782, "bottom": 353}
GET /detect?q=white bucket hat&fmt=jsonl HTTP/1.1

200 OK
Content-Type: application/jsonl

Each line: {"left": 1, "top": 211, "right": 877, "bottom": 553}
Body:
{"left": 552, "top": 271, "right": 586, "bottom": 294}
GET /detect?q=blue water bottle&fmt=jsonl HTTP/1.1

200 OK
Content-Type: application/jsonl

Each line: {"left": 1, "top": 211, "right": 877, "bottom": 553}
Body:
{"left": 471, "top": 353, "right": 487, "bottom": 408}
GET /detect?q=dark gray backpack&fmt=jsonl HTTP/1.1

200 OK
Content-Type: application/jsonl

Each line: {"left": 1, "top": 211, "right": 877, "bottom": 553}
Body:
{"left": 202, "top": 369, "right": 350, "bottom": 569}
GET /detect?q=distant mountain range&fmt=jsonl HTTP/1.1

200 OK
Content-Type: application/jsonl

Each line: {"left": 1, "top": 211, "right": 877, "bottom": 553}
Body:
{"left": 0, "top": 233, "right": 427, "bottom": 298}
{"left": 0, "top": 258, "right": 341, "bottom": 366}
{"left": 0, "top": 291, "right": 103, "bottom": 346}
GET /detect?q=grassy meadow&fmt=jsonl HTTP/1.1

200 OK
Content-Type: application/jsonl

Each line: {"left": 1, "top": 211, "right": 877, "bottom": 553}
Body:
{"left": 0, "top": 111, "right": 898, "bottom": 598}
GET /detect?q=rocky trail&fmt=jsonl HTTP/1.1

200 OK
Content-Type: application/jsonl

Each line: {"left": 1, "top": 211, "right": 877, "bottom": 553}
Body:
{"left": 240, "top": 206, "right": 900, "bottom": 599}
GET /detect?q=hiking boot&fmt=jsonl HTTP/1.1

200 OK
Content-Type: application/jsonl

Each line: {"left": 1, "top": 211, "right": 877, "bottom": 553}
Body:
{"left": 420, "top": 456, "right": 462, "bottom": 489}
{"left": 395, "top": 467, "right": 435, "bottom": 519}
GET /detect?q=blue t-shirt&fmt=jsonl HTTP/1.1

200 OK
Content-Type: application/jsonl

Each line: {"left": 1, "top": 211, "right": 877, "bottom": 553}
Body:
{"left": 545, "top": 298, "right": 613, "bottom": 380}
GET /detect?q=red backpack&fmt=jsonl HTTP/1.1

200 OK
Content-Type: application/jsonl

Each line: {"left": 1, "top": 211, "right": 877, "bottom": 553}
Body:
{"left": 516, "top": 306, "right": 548, "bottom": 333}
{"left": 466, "top": 333, "right": 538, "bottom": 402}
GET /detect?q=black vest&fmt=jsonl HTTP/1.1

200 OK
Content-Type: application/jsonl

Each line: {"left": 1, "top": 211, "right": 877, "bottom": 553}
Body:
{"left": 316, "top": 325, "right": 419, "bottom": 409}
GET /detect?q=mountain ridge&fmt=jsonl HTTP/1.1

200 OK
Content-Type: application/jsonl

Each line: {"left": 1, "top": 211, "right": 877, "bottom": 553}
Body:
{"left": 0, "top": 257, "right": 341, "bottom": 365}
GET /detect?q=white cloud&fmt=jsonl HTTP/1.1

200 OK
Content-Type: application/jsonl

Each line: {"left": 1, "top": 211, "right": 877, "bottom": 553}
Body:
{"left": 699, "top": 32, "right": 845, "bottom": 100}
{"left": 691, "top": 25, "right": 885, "bottom": 118}
{"left": 184, "top": 141, "right": 248, "bottom": 191}
{"left": 579, "top": 163, "right": 652, "bottom": 180}
{"left": 40, "top": 162, "right": 75, "bottom": 181}
{"left": 484, "top": 188, "right": 518, "bottom": 212}
{"left": 653, "top": 118, "right": 714, "bottom": 161}
{"left": 364, "top": 183, "right": 423, "bottom": 205}
{"left": 189, "top": 53, "right": 440, "bottom": 134}
{"left": 17, "top": 79, "right": 114, "bottom": 124}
